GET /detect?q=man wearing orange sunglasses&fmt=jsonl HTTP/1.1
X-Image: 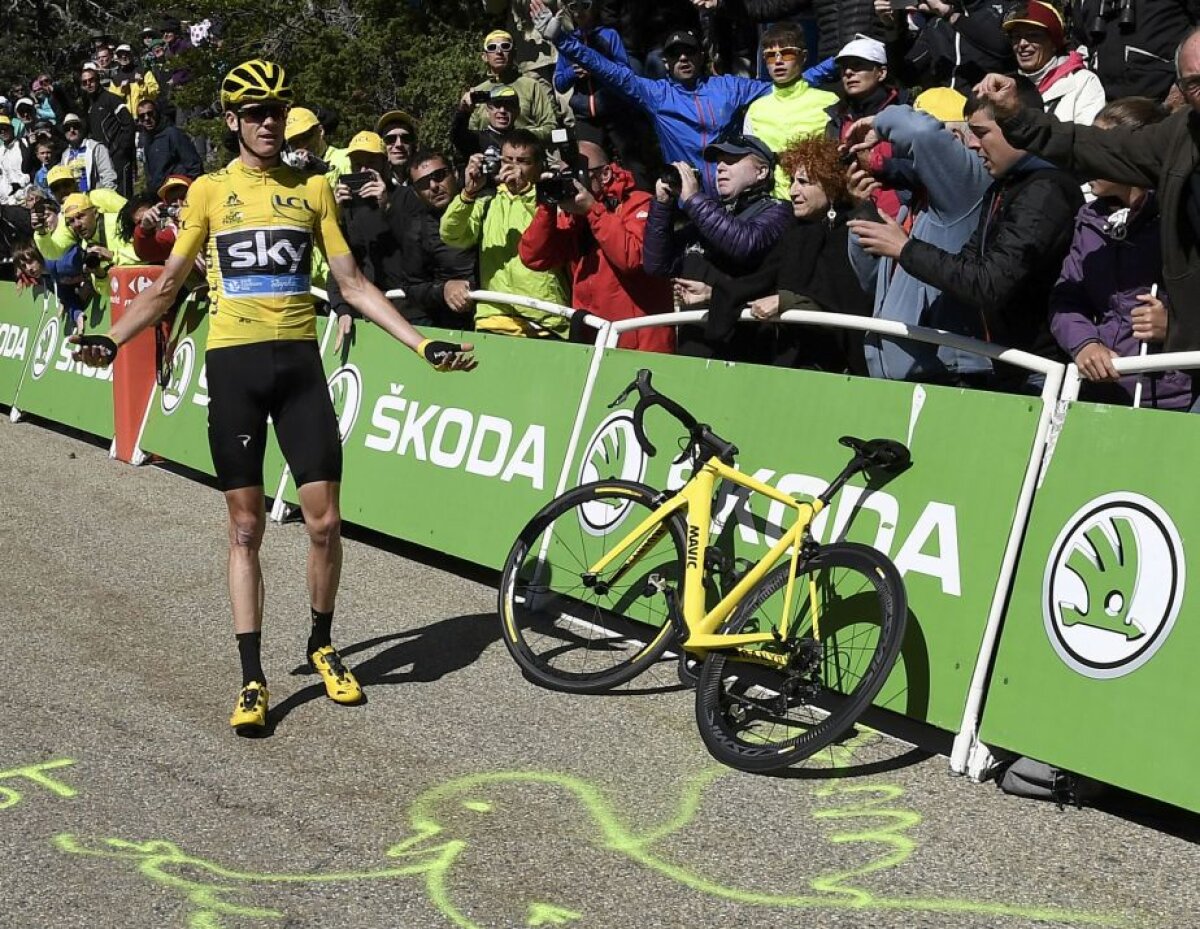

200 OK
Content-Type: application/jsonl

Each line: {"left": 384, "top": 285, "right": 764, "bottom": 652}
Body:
{"left": 743, "top": 21, "right": 839, "bottom": 199}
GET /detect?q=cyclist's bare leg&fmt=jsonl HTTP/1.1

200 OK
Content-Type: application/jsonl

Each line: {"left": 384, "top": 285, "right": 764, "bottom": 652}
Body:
{"left": 225, "top": 486, "right": 266, "bottom": 634}
{"left": 297, "top": 481, "right": 342, "bottom": 614}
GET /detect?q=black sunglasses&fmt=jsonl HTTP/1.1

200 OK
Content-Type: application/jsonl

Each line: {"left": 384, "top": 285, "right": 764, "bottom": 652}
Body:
{"left": 384, "top": 131, "right": 413, "bottom": 145}
{"left": 413, "top": 166, "right": 451, "bottom": 190}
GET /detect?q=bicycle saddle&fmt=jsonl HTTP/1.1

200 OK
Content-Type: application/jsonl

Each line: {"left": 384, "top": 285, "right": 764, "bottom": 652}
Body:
{"left": 839, "top": 436, "right": 912, "bottom": 473}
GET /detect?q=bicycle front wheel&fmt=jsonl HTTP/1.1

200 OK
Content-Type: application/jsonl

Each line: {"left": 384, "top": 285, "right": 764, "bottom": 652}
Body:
{"left": 498, "top": 480, "right": 687, "bottom": 693}
{"left": 695, "top": 542, "right": 907, "bottom": 773}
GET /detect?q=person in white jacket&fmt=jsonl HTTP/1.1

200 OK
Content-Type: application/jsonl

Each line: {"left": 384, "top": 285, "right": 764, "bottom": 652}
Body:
{"left": 1004, "top": 0, "right": 1105, "bottom": 126}
{"left": 58, "top": 113, "right": 117, "bottom": 192}
{"left": 0, "top": 117, "right": 29, "bottom": 204}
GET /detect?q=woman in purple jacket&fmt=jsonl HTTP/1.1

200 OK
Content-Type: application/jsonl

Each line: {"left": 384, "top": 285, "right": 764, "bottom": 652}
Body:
{"left": 1049, "top": 97, "right": 1192, "bottom": 411}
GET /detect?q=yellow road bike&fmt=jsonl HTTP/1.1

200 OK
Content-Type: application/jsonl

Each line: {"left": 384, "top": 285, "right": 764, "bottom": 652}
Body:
{"left": 498, "top": 370, "right": 911, "bottom": 772}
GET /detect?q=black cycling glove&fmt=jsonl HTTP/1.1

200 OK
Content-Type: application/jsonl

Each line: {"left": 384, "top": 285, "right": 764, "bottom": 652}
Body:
{"left": 73, "top": 333, "right": 119, "bottom": 366}
{"left": 418, "top": 339, "right": 468, "bottom": 372}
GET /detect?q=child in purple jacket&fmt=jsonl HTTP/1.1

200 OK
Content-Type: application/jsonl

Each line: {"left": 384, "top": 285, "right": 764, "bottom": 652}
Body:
{"left": 1049, "top": 96, "right": 1192, "bottom": 410}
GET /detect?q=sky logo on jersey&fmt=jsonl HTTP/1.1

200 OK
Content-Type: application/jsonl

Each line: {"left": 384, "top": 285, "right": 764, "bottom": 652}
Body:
{"left": 215, "top": 227, "right": 312, "bottom": 297}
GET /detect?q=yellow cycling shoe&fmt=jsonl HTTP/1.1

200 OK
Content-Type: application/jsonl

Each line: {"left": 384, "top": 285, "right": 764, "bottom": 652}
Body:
{"left": 309, "top": 646, "right": 363, "bottom": 704}
{"left": 230, "top": 681, "right": 269, "bottom": 735}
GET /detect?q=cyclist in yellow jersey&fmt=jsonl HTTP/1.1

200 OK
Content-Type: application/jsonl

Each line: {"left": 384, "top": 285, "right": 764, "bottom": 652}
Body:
{"left": 72, "top": 60, "right": 476, "bottom": 736}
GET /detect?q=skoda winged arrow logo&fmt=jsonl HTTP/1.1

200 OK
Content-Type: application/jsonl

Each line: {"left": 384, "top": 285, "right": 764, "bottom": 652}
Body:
{"left": 575, "top": 410, "right": 649, "bottom": 537}
{"left": 1043, "top": 492, "right": 1184, "bottom": 679}
{"left": 327, "top": 365, "right": 363, "bottom": 445}
{"left": 160, "top": 338, "right": 196, "bottom": 415}
{"left": 30, "top": 316, "right": 60, "bottom": 380}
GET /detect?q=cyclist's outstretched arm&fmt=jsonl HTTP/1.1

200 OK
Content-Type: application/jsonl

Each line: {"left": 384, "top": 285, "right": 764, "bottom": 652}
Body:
{"left": 326, "top": 253, "right": 476, "bottom": 371}
{"left": 71, "top": 251, "right": 193, "bottom": 367}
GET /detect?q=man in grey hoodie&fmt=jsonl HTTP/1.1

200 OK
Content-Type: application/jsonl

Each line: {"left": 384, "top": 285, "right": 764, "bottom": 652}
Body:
{"left": 846, "top": 87, "right": 993, "bottom": 384}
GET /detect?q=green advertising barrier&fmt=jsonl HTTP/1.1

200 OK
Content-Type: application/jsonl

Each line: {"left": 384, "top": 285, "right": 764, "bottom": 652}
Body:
{"left": 11, "top": 286, "right": 114, "bottom": 439}
{"left": 136, "top": 298, "right": 300, "bottom": 486}
{"left": 563, "top": 350, "right": 1046, "bottom": 733}
{"left": 979, "top": 402, "right": 1200, "bottom": 812}
{"left": 0, "top": 283, "right": 48, "bottom": 407}
{"left": 280, "top": 322, "right": 596, "bottom": 568}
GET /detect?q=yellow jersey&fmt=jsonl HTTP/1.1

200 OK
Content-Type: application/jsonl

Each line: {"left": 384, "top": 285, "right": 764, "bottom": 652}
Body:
{"left": 171, "top": 160, "right": 350, "bottom": 348}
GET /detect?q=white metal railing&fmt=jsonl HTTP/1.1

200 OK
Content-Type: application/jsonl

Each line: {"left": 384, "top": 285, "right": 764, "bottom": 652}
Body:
{"left": 310, "top": 287, "right": 407, "bottom": 303}
{"left": 1061, "top": 351, "right": 1200, "bottom": 404}
{"left": 466, "top": 289, "right": 607, "bottom": 333}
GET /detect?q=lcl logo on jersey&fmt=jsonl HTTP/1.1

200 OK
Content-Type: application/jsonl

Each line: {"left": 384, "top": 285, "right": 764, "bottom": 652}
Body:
{"left": 214, "top": 227, "right": 311, "bottom": 296}
{"left": 1043, "top": 492, "right": 1185, "bottom": 679}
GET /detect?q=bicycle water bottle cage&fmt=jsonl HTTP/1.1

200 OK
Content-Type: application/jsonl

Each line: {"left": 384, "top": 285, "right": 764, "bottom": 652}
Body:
{"left": 838, "top": 436, "right": 911, "bottom": 474}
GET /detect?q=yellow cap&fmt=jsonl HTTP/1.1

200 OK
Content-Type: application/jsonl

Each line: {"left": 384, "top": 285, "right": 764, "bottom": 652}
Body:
{"left": 347, "top": 130, "right": 386, "bottom": 155}
{"left": 284, "top": 106, "right": 320, "bottom": 140}
{"left": 47, "top": 165, "right": 78, "bottom": 187}
{"left": 0, "top": 116, "right": 11, "bottom": 127}
{"left": 376, "top": 109, "right": 417, "bottom": 135}
{"left": 484, "top": 29, "right": 513, "bottom": 47}
{"left": 62, "top": 192, "right": 93, "bottom": 218}
{"left": 914, "top": 86, "right": 968, "bottom": 123}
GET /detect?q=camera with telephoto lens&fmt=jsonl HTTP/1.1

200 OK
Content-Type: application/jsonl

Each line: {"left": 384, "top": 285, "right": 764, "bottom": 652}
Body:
{"left": 536, "top": 127, "right": 589, "bottom": 206}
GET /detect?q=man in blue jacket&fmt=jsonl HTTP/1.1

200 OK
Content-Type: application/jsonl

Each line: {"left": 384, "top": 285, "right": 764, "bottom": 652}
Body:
{"left": 531, "top": 0, "right": 770, "bottom": 195}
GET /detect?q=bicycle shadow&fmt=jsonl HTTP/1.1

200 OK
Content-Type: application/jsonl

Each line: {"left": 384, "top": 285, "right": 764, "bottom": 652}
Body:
{"left": 260, "top": 612, "right": 500, "bottom": 732}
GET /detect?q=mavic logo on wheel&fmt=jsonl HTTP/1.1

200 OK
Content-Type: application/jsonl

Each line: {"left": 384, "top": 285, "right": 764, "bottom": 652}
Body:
{"left": 326, "top": 364, "right": 363, "bottom": 445}
{"left": 30, "top": 316, "right": 59, "bottom": 380}
{"left": 1043, "top": 492, "right": 1184, "bottom": 679}
{"left": 160, "top": 338, "right": 196, "bottom": 415}
{"left": 575, "top": 411, "right": 649, "bottom": 536}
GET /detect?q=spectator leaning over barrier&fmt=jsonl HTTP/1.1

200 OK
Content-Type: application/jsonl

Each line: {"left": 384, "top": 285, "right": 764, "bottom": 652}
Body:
{"left": 377, "top": 109, "right": 419, "bottom": 188}
{"left": 137, "top": 99, "right": 202, "bottom": 194}
{"left": 11, "top": 237, "right": 93, "bottom": 331}
{"left": 27, "top": 188, "right": 76, "bottom": 261}
{"left": 518, "top": 139, "right": 674, "bottom": 352}
{"left": 743, "top": 21, "right": 839, "bottom": 199}
{"left": 453, "top": 85, "right": 520, "bottom": 162}
{"left": 847, "top": 89, "right": 995, "bottom": 385}
{"left": 129, "top": 174, "right": 192, "bottom": 264}
{"left": 1068, "top": 0, "right": 1197, "bottom": 101}
{"left": 532, "top": 0, "right": 773, "bottom": 196}
{"left": 80, "top": 62, "right": 135, "bottom": 196}
{"left": 464, "top": 29, "right": 560, "bottom": 143}
{"left": 284, "top": 106, "right": 351, "bottom": 188}
{"left": 708, "top": 134, "right": 874, "bottom": 369}
{"left": 1005, "top": 1, "right": 1106, "bottom": 125}
{"left": 975, "top": 28, "right": 1200, "bottom": 360}
{"left": 644, "top": 134, "right": 793, "bottom": 356}
{"left": 440, "top": 128, "right": 571, "bottom": 338}
{"left": 851, "top": 77, "right": 1084, "bottom": 392}
{"left": 404, "top": 150, "right": 479, "bottom": 329}
{"left": 877, "top": 0, "right": 1015, "bottom": 93}
{"left": 60, "top": 112, "right": 117, "bottom": 192}
{"left": 1050, "top": 97, "right": 1193, "bottom": 410}
{"left": 0, "top": 118, "right": 30, "bottom": 203}
{"left": 62, "top": 189, "right": 139, "bottom": 274}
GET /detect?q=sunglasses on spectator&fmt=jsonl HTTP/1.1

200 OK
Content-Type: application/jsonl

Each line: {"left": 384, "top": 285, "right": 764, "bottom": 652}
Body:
{"left": 137, "top": 111, "right": 157, "bottom": 122}
{"left": 413, "top": 166, "right": 451, "bottom": 190}
{"left": 384, "top": 131, "right": 413, "bottom": 145}
{"left": 762, "top": 46, "right": 802, "bottom": 63}
{"left": 485, "top": 41, "right": 513, "bottom": 53}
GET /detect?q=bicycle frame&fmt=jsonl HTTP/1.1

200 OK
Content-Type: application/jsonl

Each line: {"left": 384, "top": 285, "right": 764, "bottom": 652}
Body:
{"left": 586, "top": 456, "right": 827, "bottom": 656}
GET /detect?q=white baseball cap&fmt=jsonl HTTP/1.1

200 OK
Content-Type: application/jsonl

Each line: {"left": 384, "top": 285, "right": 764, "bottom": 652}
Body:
{"left": 835, "top": 37, "right": 887, "bottom": 66}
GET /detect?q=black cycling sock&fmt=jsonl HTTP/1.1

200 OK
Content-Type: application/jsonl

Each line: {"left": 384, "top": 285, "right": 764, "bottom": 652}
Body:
{"left": 236, "top": 631, "right": 265, "bottom": 687}
{"left": 308, "top": 608, "right": 333, "bottom": 654}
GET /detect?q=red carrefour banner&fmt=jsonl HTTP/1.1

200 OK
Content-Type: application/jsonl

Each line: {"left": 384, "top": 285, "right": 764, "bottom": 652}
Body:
{"left": 109, "top": 266, "right": 163, "bottom": 463}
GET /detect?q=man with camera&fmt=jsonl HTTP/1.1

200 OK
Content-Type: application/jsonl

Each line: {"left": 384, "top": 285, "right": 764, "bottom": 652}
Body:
{"left": 453, "top": 85, "right": 521, "bottom": 161}
{"left": 137, "top": 99, "right": 201, "bottom": 195}
{"left": 519, "top": 138, "right": 673, "bottom": 351}
{"left": 60, "top": 113, "right": 117, "bottom": 192}
{"left": 130, "top": 175, "right": 192, "bottom": 264}
{"left": 61, "top": 190, "right": 139, "bottom": 275}
{"left": 463, "top": 29, "right": 560, "bottom": 144}
{"left": 284, "top": 106, "right": 351, "bottom": 188}
{"left": 80, "top": 62, "right": 135, "bottom": 196}
{"left": 440, "top": 128, "right": 570, "bottom": 337}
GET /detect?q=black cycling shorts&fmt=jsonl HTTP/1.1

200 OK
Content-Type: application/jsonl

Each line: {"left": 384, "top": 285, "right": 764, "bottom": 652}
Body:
{"left": 205, "top": 340, "right": 342, "bottom": 492}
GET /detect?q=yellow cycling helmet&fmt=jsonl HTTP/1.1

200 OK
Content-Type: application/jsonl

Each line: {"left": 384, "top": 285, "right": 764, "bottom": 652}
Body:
{"left": 220, "top": 59, "right": 293, "bottom": 110}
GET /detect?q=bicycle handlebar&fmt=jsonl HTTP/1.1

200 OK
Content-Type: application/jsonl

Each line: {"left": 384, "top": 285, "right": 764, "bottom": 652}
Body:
{"left": 609, "top": 369, "right": 737, "bottom": 465}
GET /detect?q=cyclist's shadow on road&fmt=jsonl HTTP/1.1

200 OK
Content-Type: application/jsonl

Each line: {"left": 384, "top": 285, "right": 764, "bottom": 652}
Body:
{"left": 264, "top": 612, "right": 499, "bottom": 731}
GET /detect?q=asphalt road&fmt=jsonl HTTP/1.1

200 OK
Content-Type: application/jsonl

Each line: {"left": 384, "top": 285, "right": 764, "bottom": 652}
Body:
{"left": 1, "top": 413, "right": 1196, "bottom": 929}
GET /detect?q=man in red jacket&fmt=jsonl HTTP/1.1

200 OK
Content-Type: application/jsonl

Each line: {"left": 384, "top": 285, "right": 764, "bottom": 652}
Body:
{"left": 518, "top": 139, "right": 673, "bottom": 353}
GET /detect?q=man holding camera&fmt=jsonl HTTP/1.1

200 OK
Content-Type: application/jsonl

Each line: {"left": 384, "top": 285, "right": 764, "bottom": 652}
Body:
{"left": 463, "top": 29, "right": 560, "bottom": 143}
{"left": 284, "top": 106, "right": 351, "bottom": 189}
{"left": 519, "top": 139, "right": 673, "bottom": 351}
{"left": 453, "top": 85, "right": 521, "bottom": 161}
{"left": 131, "top": 174, "right": 192, "bottom": 264}
{"left": 440, "top": 128, "right": 570, "bottom": 337}
{"left": 61, "top": 190, "right": 139, "bottom": 275}
{"left": 80, "top": 62, "right": 135, "bottom": 196}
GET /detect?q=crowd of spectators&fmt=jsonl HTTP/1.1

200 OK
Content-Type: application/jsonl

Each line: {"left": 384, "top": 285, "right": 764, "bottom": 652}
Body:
{"left": 4, "top": 0, "right": 1200, "bottom": 409}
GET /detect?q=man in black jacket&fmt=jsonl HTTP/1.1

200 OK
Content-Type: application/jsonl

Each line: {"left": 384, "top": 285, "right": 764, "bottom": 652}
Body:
{"left": 1068, "top": 0, "right": 1199, "bottom": 100}
{"left": 80, "top": 63, "right": 135, "bottom": 195}
{"left": 404, "top": 150, "right": 477, "bottom": 329}
{"left": 851, "top": 78, "right": 1082, "bottom": 389}
{"left": 136, "top": 99, "right": 201, "bottom": 194}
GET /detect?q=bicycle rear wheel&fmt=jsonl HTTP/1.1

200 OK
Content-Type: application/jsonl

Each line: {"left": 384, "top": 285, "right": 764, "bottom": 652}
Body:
{"left": 694, "top": 542, "right": 906, "bottom": 773}
{"left": 498, "top": 480, "right": 687, "bottom": 693}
